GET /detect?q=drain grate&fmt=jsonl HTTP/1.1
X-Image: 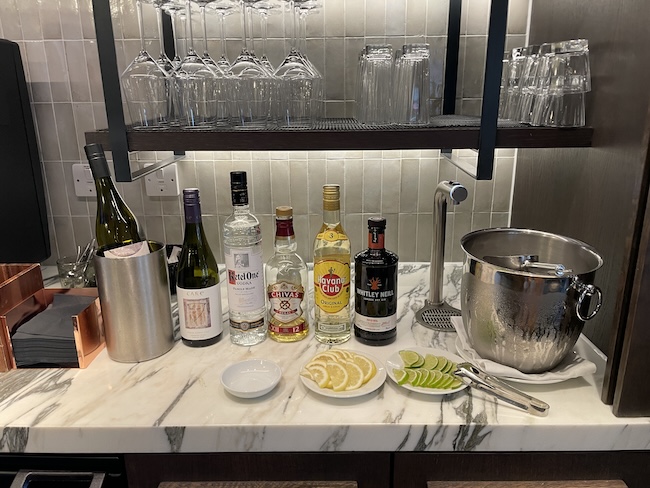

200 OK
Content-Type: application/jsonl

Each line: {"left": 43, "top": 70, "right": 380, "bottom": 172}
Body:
{"left": 415, "top": 304, "right": 461, "bottom": 331}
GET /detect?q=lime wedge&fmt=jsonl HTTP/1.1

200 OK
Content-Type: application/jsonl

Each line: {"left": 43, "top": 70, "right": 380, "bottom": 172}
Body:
{"left": 434, "top": 356, "right": 448, "bottom": 372}
{"left": 448, "top": 378, "right": 464, "bottom": 390}
{"left": 438, "top": 374, "right": 456, "bottom": 389}
{"left": 443, "top": 360, "right": 457, "bottom": 374}
{"left": 416, "top": 369, "right": 431, "bottom": 386}
{"left": 399, "top": 349, "right": 425, "bottom": 368}
{"left": 393, "top": 368, "right": 409, "bottom": 385}
{"left": 422, "top": 354, "right": 439, "bottom": 370}
{"left": 405, "top": 368, "right": 418, "bottom": 384}
{"left": 426, "top": 370, "right": 443, "bottom": 388}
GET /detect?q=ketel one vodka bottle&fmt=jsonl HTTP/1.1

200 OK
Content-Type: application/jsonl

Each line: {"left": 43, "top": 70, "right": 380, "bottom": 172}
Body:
{"left": 223, "top": 171, "right": 267, "bottom": 346}
{"left": 265, "top": 206, "right": 309, "bottom": 342}
{"left": 313, "top": 184, "right": 352, "bottom": 344}
{"left": 354, "top": 217, "right": 399, "bottom": 345}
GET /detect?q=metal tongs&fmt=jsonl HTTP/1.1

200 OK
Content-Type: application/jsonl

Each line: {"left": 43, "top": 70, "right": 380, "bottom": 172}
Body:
{"left": 454, "top": 362, "right": 550, "bottom": 417}
{"left": 483, "top": 254, "right": 572, "bottom": 277}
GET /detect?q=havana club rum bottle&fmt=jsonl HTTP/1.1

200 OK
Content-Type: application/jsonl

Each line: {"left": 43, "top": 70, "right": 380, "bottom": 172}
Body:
{"left": 313, "top": 184, "right": 352, "bottom": 344}
{"left": 265, "top": 206, "right": 309, "bottom": 342}
{"left": 354, "top": 217, "right": 399, "bottom": 345}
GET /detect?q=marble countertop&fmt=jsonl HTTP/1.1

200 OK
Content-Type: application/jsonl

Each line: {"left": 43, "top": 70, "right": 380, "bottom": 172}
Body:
{"left": 2, "top": 263, "right": 649, "bottom": 454}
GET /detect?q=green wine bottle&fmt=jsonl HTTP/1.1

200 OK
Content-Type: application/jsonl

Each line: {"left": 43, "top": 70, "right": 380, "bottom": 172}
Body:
{"left": 84, "top": 143, "right": 145, "bottom": 255}
{"left": 176, "top": 188, "right": 223, "bottom": 347}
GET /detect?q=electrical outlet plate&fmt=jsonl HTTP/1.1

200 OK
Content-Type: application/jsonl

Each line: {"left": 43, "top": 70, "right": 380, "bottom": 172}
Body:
{"left": 72, "top": 163, "right": 95, "bottom": 197}
{"left": 144, "top": 163, "right": 180, "bottom": 197}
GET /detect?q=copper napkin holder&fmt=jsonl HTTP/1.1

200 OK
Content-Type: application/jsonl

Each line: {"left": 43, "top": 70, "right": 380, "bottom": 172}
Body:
{"left": 0, "top": 263, "right": 105, "bottom": 371}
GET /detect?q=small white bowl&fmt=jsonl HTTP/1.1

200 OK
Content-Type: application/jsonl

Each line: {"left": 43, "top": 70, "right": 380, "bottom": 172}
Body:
{"left": 221, "top": 359, "right": 282, "bottom": 399}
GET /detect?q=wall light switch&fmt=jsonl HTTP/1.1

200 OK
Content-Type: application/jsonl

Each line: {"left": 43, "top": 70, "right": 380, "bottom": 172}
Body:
{"left": 144, "top": 163, "right": 180, "bottom": 197}
{"left": 72, "top": 163, "right": 95, "bottom": 197}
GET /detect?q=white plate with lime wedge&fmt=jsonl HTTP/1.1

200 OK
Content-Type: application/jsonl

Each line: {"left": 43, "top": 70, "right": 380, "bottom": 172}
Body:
{"left": 386, "top": 347, "right": 468, "bottom": 395}
{"left": 299, "top": 350, "right": 387, "bottom": 399}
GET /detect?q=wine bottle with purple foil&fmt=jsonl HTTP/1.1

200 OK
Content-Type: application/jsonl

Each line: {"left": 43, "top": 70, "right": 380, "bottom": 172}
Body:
{"left": 354, "top": 217, "right": 399, "bottom": 346}
{"left": 177, "top": 188, "right": 223, "bottom": 347}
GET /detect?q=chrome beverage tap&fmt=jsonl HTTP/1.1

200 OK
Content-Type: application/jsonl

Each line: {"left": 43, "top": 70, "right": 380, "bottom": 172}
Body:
{"left": 416, "top": 180, "right": 468, "bottom": 330}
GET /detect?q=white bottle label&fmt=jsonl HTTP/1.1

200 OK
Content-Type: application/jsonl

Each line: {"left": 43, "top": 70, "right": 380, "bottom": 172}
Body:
{"left": 103, "top": 241, "right": 150, "bottom": 259}
{"left": 177, "top": 283, "right": 223, "bottom": 340}
{"left": 268, "top": 281, "right": 304, "bottom": 324}
{"left": 354, "top": 313, "right": 396, "bottom": 333}
{"left": 224, "top": 245, "right": 265, "bottom": 312}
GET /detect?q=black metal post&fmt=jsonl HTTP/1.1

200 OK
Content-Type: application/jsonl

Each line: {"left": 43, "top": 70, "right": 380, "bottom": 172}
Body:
{"left": 91, "top": 0, "right": 132, "bottom": 182}
{"left": 476, "top": 0, "right": 508, "bottom": 180}
{"left": 443, "top": 0, "right": 462, "bottom": 116}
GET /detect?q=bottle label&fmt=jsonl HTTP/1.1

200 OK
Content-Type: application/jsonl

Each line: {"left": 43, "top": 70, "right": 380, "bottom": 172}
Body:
{"left": 230, "top": 317, "right": 265, "bottom": 331}
{"left": 224, "top": 245, "right": 265, "bottom": 312}
{"left": 316, "top": 230, "right": 347, "bottom": 243}
{"left": 354, "top": 263, "right": 397, "bottom": 333}
{"left": 355, "top": 313, "right": 396, "bottom": 333}
{"left": 268, "top": 282, "right": 304, "bottom": 324}
{"left": 314, "top": 259, "right": 350, "bottom": 314}
{"left": 177, "top": 283, "right": 223, "bottom": 340}
{"left": 103, "top": 241, "right": 150, "bottom": 259}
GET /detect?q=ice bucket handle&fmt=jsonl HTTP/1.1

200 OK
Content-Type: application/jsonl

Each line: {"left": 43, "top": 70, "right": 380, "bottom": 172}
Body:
{"left": 573, "top": 279, "right": 602, "bottom": 321}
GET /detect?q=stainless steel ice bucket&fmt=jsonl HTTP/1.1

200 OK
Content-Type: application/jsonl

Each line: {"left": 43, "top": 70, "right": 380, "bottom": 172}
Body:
{"left": 94, "top": 241, "right": 174, "bottom": 362}
{"left": 460, "top": 228, "right": 603, "bottom": 373}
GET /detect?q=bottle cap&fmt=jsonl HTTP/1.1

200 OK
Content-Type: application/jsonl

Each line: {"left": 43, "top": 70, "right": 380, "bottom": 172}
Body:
{"left": 322, "top": 184, "right": 340, "bottom": 211}
{"left": 230, "top": 171, "right": 247, "bottom": 189}
{"left": 368, "top": 217, "right": 386, "bottom": 229}
{"left": 183, "top": 188, "right": 200, "bottom": 205}
{"left": 230, "top": 171, "right": 248, "bottom": 205}
{"left": 84, "top": 143, "right": 111, "bottom": 179}
{"left": 322, "top": 184, "right": 340, "bottom": 200}
{"left": 276, "top": 206, "right": 293, "bottom": 218}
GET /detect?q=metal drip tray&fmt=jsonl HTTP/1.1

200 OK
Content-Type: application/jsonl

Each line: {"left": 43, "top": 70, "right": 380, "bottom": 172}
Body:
{"left": 415, "top": 302, "right": 460, "bottom": 331}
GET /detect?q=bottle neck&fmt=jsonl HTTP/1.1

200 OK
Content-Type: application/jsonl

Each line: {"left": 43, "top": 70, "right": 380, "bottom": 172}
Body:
{"left": 274, "top": 218, "right": 297, "bottom": 252}
{"left": 184, "top": 201, "right": 203, "bottom": 224}
{"left": 322, "top": 207, "right": 341, "bottom": 226}
{"left": 368, "top": 228, "right": 385, "bottom": 253}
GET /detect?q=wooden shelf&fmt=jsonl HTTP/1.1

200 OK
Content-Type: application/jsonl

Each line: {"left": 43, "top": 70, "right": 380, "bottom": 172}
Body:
{"left": 84, "top": 118, "right": 594, "bottom": 152}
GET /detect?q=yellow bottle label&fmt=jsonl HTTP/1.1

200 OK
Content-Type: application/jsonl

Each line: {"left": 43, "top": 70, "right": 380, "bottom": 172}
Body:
{"left": 314, "top": 259, "right": 351, "bottom": 314}
{"left": 316, "top": 230, "right": 346, "bottom": 243}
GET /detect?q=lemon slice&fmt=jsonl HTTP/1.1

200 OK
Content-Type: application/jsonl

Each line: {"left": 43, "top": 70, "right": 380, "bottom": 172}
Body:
{"left": 306, "top": 364, "right": 330, "bottom": 388}
{"left": 399, "top": 349, "right": 424, "bottom": 368}
{"left": 325, "top": 361, "right": 348, "bottom": 392}
{"left": 305, "top": 360, "right": 328, "bottom": 369}
{"left": 351, "top": 353, "right": 377, "bottom": 384}
{"left": 343, "top": 361, "right": 364, "bottom": 391}
{"left": 313, "top": 352, "right": 339, "bottom": 362}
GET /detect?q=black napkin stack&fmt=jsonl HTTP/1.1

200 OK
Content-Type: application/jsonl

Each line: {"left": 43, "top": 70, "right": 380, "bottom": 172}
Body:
{"left": 11, "top": 294, "right": 96, "bottom": 367}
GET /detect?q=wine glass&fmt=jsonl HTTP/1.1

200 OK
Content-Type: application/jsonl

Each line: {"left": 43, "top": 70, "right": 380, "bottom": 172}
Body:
{"left": 250, "top": 0, "right": 283, "bottom": 73}
{"left": 161, "top": 0, "right": 187, "bottom": 69}
{"left": 120, "top": 0, "right": 171, "bottom": 129}
{"left": 149, "top": 0, "right": 174, "bottom": 74}
{"left": 228, "top": 0, "right": 274, "bottom": 128}
{"left": 205, "top": 0, "right": 240, "bottom": 72}
{"left": 195, "top": 0, "right": 232, "bottom": 126}
{"left": 171, "top": 0, "right": 224, "bottom": 129}
{"left": 273, "top": 0, "right": 322, "bottom": 127}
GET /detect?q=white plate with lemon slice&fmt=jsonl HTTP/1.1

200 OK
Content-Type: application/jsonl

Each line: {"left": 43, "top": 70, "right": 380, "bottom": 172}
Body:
{"left": 299, "top": 350, "right": 387, "bottom": 399}
{"left": 386, "top": 347, "right": 468, "bottom": 396}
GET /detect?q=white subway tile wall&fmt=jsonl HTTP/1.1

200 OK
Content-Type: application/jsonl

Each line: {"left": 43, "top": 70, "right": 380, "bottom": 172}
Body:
{"left": 0, "top": 0, "right": 529, "bottom": 265}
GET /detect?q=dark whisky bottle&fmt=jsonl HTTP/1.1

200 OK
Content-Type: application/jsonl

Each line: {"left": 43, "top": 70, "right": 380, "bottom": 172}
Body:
{"left": 354, "top": 217, "right": 399, "bottom": 346}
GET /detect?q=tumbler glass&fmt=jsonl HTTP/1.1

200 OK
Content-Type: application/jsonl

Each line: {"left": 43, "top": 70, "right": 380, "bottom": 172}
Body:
{"left": 391, "top": 43, "right": 431, "bottom": 126}
{"left": 356, "top": 44, "right": 393, "bottom": 125}
{"left": 532, "top": 39, "right": 591, "bottom": 127}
